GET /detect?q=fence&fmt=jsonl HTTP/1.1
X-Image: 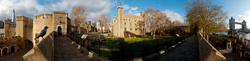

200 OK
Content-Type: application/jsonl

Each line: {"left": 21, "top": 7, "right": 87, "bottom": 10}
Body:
{"left": 68, "top": 34, "right": 191, "bottom": 60}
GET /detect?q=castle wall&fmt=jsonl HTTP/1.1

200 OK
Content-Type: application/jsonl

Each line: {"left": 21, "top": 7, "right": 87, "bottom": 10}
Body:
{"left": 33, "top": 14, "right": 53, "bottom": 45}
{"left": 16, "top": 16, "right": 31, "bottom": 48}
{"left": 24, "top": 27, "right": 33, "bottom": 47}
{"left": 23, "top": 31, "right": 55, "bottom": 61}
{"left": 9, "top": 26, "right": 16, "bottom": 37}
{"left": 52, "top": 12, "right": 68, "bottom": 35}
{"left": 4, "top": 20, "right": 10, "bottom": 37}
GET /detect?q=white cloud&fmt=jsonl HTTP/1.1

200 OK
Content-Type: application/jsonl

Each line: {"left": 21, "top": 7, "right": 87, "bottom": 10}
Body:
{"left": 163, "top": 10, "right": 184, "bottom": 22}
{"left": 122, "top": 4, "right": 130, "bottom": 10}
{"left": 236, "top": 9, "right": 250, "bottom": 29}
{"left": 127, "top": 6, "right": 140, "bottom": 16}
{"left": 0, "top": 0, "right": 115, "bottom": 22}
{"left": 131, "top": 7, "right": 137, "bottom": 10}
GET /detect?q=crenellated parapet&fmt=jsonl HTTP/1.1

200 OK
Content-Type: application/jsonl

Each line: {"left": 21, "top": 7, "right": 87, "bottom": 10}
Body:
{"left": 0, "top": 36, "right": 21, "bottom": 44}
{"left": 33, "top": 14, "right": 53, "bottom": 20}
{"left": 16, "top": 16, "right": 29, "bottom": 22}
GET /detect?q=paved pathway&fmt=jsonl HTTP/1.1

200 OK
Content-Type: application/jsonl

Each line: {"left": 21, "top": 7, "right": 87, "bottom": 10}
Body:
{"left": 54, "top": 36, "right": 93, "bottom": 61}
{"left": 153, "top": 34, "right": 199, "bottom": 61}
{"left": 0, "top": 44, "right": 33, "bottom": 61}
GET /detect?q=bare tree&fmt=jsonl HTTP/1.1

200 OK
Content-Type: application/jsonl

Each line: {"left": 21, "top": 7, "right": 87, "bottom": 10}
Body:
{"left": 70, "top": 5, "right": 89, "bottom": 33}
{"left": 172, "top": 20, "right": 182, "bottom": 27}
{"left": 185, "top": 0, "right": 227, "bottom": 34}
{"left": 144, "top": 7, "right": 168, "bottom": 39}
{"left": 137, "top": 21, "right": 145, "bottom": 37}
{"left": 99, "top": 14, "right": 110, "bottom": 33}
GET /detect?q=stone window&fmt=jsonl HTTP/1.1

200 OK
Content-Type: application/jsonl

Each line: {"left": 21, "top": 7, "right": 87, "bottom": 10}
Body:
{"left": 126, "top": 19, "right": 127, "bottom": 20}
{"left": 60, "top": 17, "right": 61, "bottom": 18}
{"left": 135, "top": 20, "right": 136, "bottom": 22}
{"left": 129, "top": 19, "right": 130, "bottom": 21}
{"left": 125, "top": 23, "right": 126, "bottom": 25}
{"left": 123, "top": 19, "right": 125, "bottom": 20}
{"left": 130, "top": 23, "right": 131, "bottom": 25}
{"left": 130, "top": 28, "right": 132, "bottom": 30}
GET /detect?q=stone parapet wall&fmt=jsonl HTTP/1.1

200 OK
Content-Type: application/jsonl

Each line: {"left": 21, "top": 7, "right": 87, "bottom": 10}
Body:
{"left": 0, "top": 36, "right": 21, "bottom": 44}
{"left": 23, "top": 31, "right": 55, "bottom": 61}
{"left": 197, "top": 33, "right": 226, "bottom": 61}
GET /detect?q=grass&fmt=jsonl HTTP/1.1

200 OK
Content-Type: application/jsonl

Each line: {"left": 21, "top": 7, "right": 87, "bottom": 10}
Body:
{"left": 90, "top": 36, "right": 183, "bottom": 60}
{"left": 124, "top": 35, "right": 174, "bottom": 42}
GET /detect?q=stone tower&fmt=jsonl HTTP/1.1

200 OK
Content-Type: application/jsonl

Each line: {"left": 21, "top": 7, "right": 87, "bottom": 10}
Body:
{"left": 4, "top": 20, "right": 10, "bottom": 37}
{"left": 16, "top": 16, "right": 29, "bottom": 48}
{"left": 117, "top": 1, "right": 124, "bottom": 37}
{"left": 229, "top": 16, "right": 235, "bottom": 30}
{"left": 242, "top": 20, "right": 246, "bottom": 31}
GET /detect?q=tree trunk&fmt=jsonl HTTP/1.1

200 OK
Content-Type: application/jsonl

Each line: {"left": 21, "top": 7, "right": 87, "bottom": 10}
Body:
{"left": 78, "top": 26, "right": 81, "bottom": 34}
{"left": 153, "top": 29, "right": 156, "bottom": 39}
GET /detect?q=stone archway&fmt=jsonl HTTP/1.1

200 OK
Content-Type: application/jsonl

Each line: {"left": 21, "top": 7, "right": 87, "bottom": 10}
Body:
{"left": 58, "top": 26, "right": 62, "bottom": 35}
{"left": 2, "top": 48, "right": 7, "bottom": 55}
{"left": 10, "top": 46, "right": 15, "bottom": 53}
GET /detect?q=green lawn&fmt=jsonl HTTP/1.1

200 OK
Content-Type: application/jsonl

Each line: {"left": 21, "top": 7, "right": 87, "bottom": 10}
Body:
{"left": 90, "top": 36, "right": 183, "bottom": 60}
{"left": 124, "top": 35, "right": 174, "bottom": 42}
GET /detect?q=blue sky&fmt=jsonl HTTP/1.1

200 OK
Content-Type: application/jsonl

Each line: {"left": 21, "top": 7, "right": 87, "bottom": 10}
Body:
{"left": 0, "top": 0, "right": 250, "bottom": 29}
{"left": 110, "top": 0, "right": 250, "bottom": 29}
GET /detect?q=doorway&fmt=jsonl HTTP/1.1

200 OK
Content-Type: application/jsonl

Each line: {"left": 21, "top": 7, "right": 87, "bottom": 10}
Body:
{"left": 11, "top": 46, "right": 15, "bottom": 53}
{"left": 58, "top": 26, "right": 62, "bottom": 35}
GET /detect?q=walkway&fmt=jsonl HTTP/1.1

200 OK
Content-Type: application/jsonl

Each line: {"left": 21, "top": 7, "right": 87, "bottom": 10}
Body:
{"left": 153, "top": 34, "right": 199, "bottom": 61}
{"left": 54, "top": 36, "right": 93, "bottom": 61}
{"left": 0, "top": 44, "right": 33, "bottom": 61}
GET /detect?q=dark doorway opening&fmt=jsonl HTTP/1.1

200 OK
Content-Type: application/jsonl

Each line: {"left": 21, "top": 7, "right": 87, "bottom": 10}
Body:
{"left": 11, "top": 46, "right": 15, "bottom": 53}
{"left": 2, "top": 48, "right": 7, "bottom": 55}
{"left": 58, "top": 26, "right": 62, "bottom": 35}
{"left": 28, "top": 40, "right": 32, "bottom": 45}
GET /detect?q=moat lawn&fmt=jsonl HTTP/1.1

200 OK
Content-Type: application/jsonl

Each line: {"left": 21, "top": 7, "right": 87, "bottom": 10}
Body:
{"left": 124, "top": 35, "right": 173, "bottom": 42}
{"left": 92, "top": 36, "right": 182, "bottom": 60}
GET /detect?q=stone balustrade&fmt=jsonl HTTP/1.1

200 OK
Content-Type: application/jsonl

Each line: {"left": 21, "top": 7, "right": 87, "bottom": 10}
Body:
{"left": 23, "top": 31, "right": 55, "bottom": 61}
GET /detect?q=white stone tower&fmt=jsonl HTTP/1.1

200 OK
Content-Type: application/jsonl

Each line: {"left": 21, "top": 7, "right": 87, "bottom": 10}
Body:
{"left": 12, "top": 9, "right": 16, "bottom": 24}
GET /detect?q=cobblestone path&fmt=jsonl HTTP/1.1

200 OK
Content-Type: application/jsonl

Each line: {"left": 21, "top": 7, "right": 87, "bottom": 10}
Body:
{"left": 153, "top": 34, "right": 200, "bottom": 61}
{"left": 54, "top": 36, "right": 93, "bottom": 61}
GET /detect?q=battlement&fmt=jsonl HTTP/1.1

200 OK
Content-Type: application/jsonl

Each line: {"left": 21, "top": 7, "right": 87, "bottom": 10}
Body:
{"left": 16, "top": 16, "right": 29, "bottom": 21}
{"left": 0, "top": 36, "right": 21, "bottom": 44}
{"left": 53, "top": 11, "right": 67, "bottom": 14}
{"left": 4, "top": 20, "right": 10, "bottom": 24}
{"left": 124, "top": 14, "right": 141, "bottom": 18}
{"left": 9, "top": 23, "right": 16, "bottom": 27}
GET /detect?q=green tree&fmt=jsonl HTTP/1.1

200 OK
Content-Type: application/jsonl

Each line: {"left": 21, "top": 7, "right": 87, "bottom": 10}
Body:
{"left": 185, "top": 0, "right": 227, "bottom": 34}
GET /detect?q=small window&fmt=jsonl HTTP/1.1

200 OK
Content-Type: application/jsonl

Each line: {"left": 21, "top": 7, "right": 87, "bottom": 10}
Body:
{"left": 60, "top": 17, "right": 61, "bottom": 18}
{"left": 123, "top": 19, "right": 125, "bottom": 20}
{"left": 135, "top": 20, "right": 136, "bottom": 22}
{"left": 130, "top": 23, "right": 131, "bottom": 25}
{"left": 125, "top": 23, "right": 126, "bottom": 25}
{"left": 129, "top": 19, "right": 130, "bottom": 21}
{"left": 130, "top": 28, "right": 132, "bottom": 30}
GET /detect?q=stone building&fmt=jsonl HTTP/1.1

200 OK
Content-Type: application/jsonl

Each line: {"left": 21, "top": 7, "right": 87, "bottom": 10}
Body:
{"left": 113, "top": 3, "right": 145, "bottom": 37}
{"left": 4, "top": 11, "right": 71, "bottom": 48}
{"left": 33, "top": 11, "right": 71, "bottom": 44}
